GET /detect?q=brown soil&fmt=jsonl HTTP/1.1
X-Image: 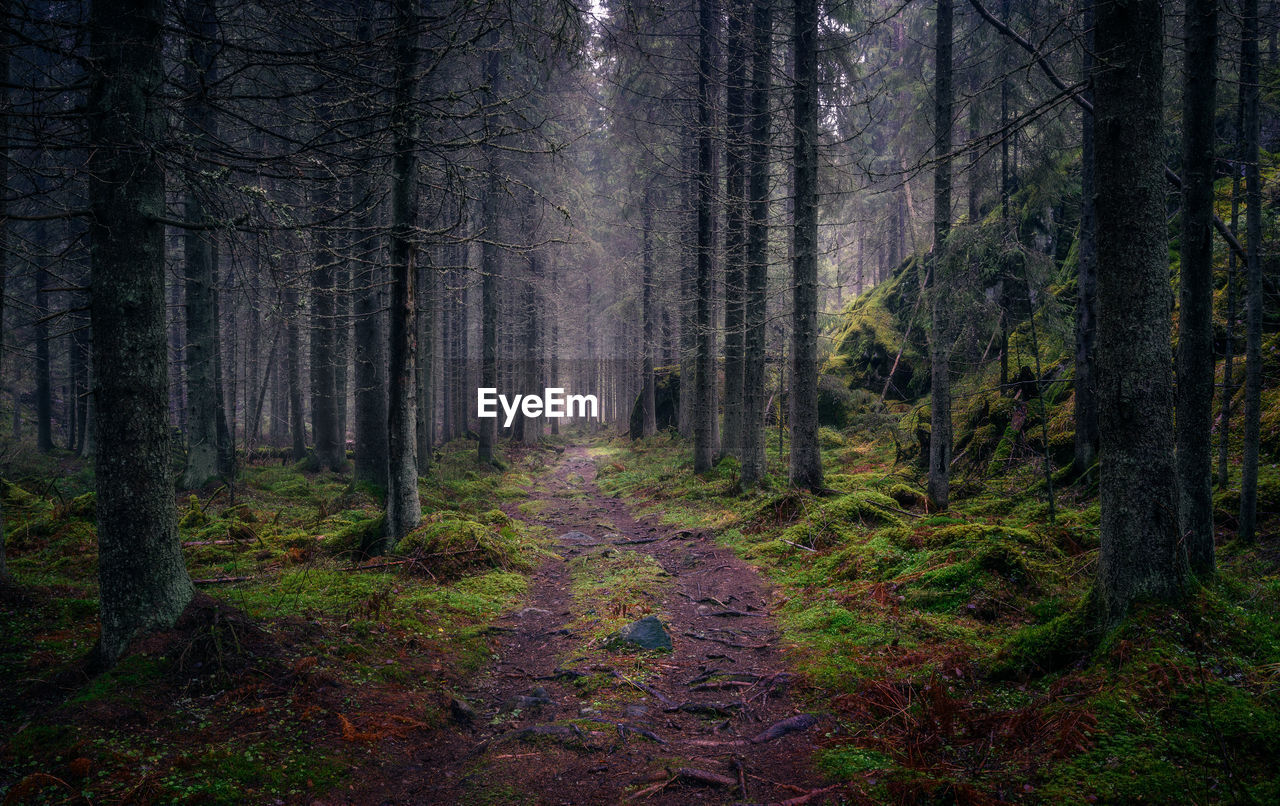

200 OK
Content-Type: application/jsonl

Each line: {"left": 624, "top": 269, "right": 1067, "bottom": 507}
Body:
{"left": 336, "top": 446, "right": 836, "bottom": 805}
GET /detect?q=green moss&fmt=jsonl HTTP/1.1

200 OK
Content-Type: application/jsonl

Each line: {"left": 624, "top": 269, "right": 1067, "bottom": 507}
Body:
{"left": 321, "top": 513, "right": 386, "bottom": 557}
{"left": 820, "top": 490, "right": 904, "bottom": 529}
{"left": 397, "top": 517, "right": 535, "bottom": 580}
{"left": 990, "top": 596, "right": 1093, "bottom": 678}
{"left": 817, "top": 745, "right": 893, "bottom": 778}
{"left": 180, "top": 495, "right": 210, "bottom": 528}
{"left": 887, "top": 482, "right": 924, "bottom": 508}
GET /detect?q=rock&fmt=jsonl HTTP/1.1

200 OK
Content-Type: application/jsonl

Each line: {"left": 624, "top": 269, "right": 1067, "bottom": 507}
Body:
{"left": 557, "top": 531, "right": 599, "bottom": 546}
{"left": 625, "top": 704, "right": 650, "bottom": 719}
{"left": 500, "top": 695, "right": 551, "bottom": 712}
{"left": 449, "top": 696, "right": 476, "bottom": 726}
{"left": 606, "top": 615, "right": 673, "bottom": 652}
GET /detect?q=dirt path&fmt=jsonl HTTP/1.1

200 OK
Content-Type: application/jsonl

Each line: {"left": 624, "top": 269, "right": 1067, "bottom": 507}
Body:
{"left": 346, "top": 446, "right": 830, "bottom": 805}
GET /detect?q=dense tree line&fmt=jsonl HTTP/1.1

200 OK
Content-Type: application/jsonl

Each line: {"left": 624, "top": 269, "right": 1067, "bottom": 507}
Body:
{"left": 0, "top": 0, "right": 1275, "bottom": 663}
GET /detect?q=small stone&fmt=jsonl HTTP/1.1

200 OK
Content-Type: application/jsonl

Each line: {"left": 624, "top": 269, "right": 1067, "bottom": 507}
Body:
{"left": 449, "top": 696, "right": 476, "bottom": 725}
{"left": 558, "top": 531, "right": 598, "bottom": 545}
{"left": 606, "top": 615, "right": 673, "bottom": 652}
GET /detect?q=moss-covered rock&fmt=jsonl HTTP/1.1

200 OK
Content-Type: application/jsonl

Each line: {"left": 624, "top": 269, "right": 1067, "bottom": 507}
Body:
{"left": 179, "top": 495, "right": 209, "bottom": 529}
{"left": 828, "top": 257, "right": 929, "bottom": 400}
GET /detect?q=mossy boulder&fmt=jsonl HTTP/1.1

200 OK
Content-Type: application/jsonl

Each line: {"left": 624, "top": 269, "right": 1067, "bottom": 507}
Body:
{"left": 68, "top": 492, "right": 96, "bottom": 519}
{"left": 828, "top": 256, "right": 929, "bottom": 400}
{"left": 179, "top": 495, "right": 209, "bottom": 529}
{"left": 605, "top": 615, "right": 673, "bottom": 652}
{"left": 396, "top": 517, "right": 533, "bottom": 580}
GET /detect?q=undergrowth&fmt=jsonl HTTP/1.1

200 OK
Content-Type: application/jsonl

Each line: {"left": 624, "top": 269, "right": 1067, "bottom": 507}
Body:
{"left": 592, "top": 424, "right": 1280, "bottom": 803}
{"left": 0, "top": 438, "right": 552, "bottom": 804}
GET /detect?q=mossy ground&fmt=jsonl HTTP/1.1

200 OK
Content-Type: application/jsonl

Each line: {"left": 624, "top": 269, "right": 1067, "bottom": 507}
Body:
{"left": 593, "top": 419, "right": 1280, "bottom": 803}
{"left": 0, "top": 438, "right": 552, "bottom": 804}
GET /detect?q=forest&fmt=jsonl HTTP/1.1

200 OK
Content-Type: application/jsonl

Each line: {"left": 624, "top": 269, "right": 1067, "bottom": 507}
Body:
{"left": 0, "top": 0, "right": 1278, "bottom": 802}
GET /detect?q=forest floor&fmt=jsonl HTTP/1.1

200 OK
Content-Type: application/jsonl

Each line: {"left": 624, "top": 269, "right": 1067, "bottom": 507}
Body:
{"left": 346, "top": 445, "right": 831, "bottom": 805}
{"left": 2, "top": 426, "right": 1279, "bottom": 805}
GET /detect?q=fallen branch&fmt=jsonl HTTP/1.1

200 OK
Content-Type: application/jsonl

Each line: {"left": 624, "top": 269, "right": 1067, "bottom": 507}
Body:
{"left": 683, "top": 631, "right": 769, "bottom": 650}
{"left": 342, "top": 559, "right": 410, "bottom": 572}
{"left": 616, "top": 722, "right": 666, "bottom": 744}
{"left": 665, "top": 701, "right": 741, "bottom": 718}
{"left": 705, "top": 609, "right": 768, "bottom": 618}
{"left": 780, "top": 539, "right": 817, "bottom": 552}
{"left": 674, "top": 767, "right": 737, "bottom": 788}
{"left": 750, "top": 713, "right": 819, "bottom": 744}
{"left": 181, "top": 539, "right": 241, "bottom": 548}
{"left": 192, "top": 575, "right": 252, "bottom": 585}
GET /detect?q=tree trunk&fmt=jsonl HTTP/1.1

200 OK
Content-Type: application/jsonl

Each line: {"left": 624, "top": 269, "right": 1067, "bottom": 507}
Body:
{"left": 416, "top": 261, "right": 435, "bottom": 463}
{"left": 640, "top": 183, "right": 657, "bottom": 439}
{"left": 678, "top": 141, "right": 696, "bottom": 439}
{"left": 740, "top": 0, "right": 771, "bottom": 488}
{"left": 927, "top": 0, "right": 953, "bottom": 509}
{"left": 310, "top": 180, "right": 344, "bottom": 472}
{"left": 179, "top": 0, "right": 223, "bottom": 489}
{"left": 789, "top": 0, "right": 822, "bottom": 491}
{"left": 1175, "top": 0, "right": 1218, "bottom": 575}
{"left": 0, "top": 0, "right": 8, "bottom": 583}
{"left": 384, "top": 0, "right": 421, "bottom": 549}
{"left": 1219, "top": 165, "right": 1241, "bottom": 489}
{"left": 694, "top": 0, "right": 720, "bottom": 473}
{"left": 721, "top": 0, "right": 748, "bottom": 459}
{"left": 1073, "top": 0, "right": 1099, "bottom": 476}
{"left": 35, "top": 258, "right": 53, "bottom": 453}
{"left": 1239, "top": 0, "right": 1263, "bottom": 543}
{"left": 1094, "top": 0, "right": 1186, "bottom": 625}
{"left": 87, "top": 0, "right": 193, "bottom": 666}
{"left": 286, "top": 284, "right": 306, "bottom": 461}
{"left": 478, "top": 37, "right": 501, "bottom": 466}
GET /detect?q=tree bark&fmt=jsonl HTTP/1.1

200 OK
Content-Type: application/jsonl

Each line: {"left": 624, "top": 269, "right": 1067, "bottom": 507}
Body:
{"left": 1094, "top": 0, "right": 1186, "bottom": 625}
{"left": 694, "top": 0, "right": 720, "bottom": 473}
{"left": 285, "top": 283, "right": 306, "bottom": 461}
{"left": 478, "top": 36, "right": 501, "bottom": 467}
{"left": 640, "top": 182, "right": 657, "bottom": 438}
{"left": 721, "top": 0, "right": 748, "bottom": 459}
{"left": 384, "top": 0, "right": 421, "bottom": 548}
{"left": 1175, "top": 0, "right": 1218, "bottom": 574}
{"left": 0, "top": 0, "right": 8, "bottom": 583}
{"left": 740, "top": 0, "right": 771, "bottom": 488}
{"left": 927, "top": 0, "right": 953, "bottom": 509}
{"left": 180, "top": 0, "right": 225, "bottom": 489}
{"left": 35, "top": 256, "right": 53, "bottom": 453}
{"left": 310, "top": 180, "right": 344, "bottom": 471}
{"left": 1072, "top": 0, "right": 1099, "bottom": 477}
{"left": 789, "top": 0, "right": 822, "bottom": 491}
{"left": 1239, "top": 0, "right": 1263, "bottom": 543}
{"left": 87, "top": 0, "right": 193, "bottom": 666}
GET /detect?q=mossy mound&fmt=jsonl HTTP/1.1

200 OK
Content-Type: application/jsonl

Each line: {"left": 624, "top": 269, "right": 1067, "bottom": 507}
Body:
{"left": 180, "top": 495, "right": 210, "bottom": 529}
{"left": 321, "top": 514, "right": 386, "bottom": 557}
{"left": 887, "top": 482, "right": 925, "bottom": 508}
{"left": 820, "top": 490, "right": 904, "bottom": 528}
{"left": 396, "top": 517, "right": 534, "bottom": 580}
{"left": 990, "top": 596, "right": 1094, "bottom": 679}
